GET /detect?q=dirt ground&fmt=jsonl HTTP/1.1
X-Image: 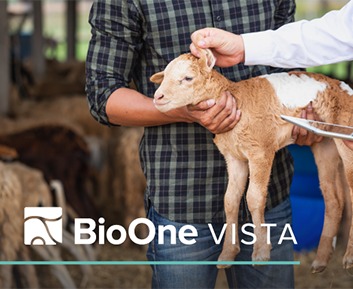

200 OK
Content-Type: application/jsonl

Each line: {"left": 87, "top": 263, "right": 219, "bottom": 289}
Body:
{"left": 34, "top": 226, "right": 353, "bottom": 289}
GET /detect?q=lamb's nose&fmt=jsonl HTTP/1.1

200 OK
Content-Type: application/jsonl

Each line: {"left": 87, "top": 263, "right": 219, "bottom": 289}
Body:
{"left": 154, "top": 94, "right": 164, "bottom": 101}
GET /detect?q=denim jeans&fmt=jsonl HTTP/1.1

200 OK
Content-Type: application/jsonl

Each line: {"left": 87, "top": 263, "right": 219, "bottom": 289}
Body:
{"left": 146, "top": 197, "right": 294, "bottom": 289}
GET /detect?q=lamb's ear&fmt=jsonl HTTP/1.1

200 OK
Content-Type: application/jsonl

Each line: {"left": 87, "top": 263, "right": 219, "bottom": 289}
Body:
{"left": 150, "top": 71, "right": 165, "bottom": 84}
{"left": 193, "top": 33, "right": 216, "bottom": 72}
{"left": 204, "top": 49, "right": 216, "bottom": 70}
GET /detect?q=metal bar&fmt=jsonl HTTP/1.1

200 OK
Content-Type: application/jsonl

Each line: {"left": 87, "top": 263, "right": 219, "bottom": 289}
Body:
{"left": 67, "top": 0, "right": 77, "bottom": 60}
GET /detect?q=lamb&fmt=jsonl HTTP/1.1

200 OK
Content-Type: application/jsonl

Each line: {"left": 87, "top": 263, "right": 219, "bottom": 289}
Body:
{"left": 150, "top": 37, "right": 353, "bottom": 273}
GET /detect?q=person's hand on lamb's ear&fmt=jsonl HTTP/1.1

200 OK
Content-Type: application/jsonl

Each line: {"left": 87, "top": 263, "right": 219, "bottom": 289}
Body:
{"left": 190, "top": 28, "right": 245, "bottom": 68}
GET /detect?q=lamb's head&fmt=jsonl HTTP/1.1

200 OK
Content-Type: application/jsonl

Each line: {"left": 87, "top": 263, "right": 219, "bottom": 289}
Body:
{"left": 150, "top": 37, "right": 216, "bottom": 113}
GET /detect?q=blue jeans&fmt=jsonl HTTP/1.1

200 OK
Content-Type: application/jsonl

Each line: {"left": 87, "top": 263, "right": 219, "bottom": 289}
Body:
{"left": 147, "top": 197, "right": 294, "bottom": 289}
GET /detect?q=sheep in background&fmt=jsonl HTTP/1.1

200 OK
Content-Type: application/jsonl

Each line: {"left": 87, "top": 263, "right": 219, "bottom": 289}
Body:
{"left": 0, "top": 162, "right": 38, "bottom": 288}
{"left": 150, "top": 37, "right": 353, "bottom": 273}
{"left": 0, "top": 161, "right": 94, "bottom": 288}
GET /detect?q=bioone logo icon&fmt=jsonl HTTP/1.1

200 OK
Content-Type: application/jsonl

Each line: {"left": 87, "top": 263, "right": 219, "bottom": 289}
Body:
{"left": 24, "top": 207, "right": 62, "bottom": 245}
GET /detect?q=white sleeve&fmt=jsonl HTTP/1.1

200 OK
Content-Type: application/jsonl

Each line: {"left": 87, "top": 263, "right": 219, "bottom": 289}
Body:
{"left": 242, "top": 0, "right": 353, "bottom": 68}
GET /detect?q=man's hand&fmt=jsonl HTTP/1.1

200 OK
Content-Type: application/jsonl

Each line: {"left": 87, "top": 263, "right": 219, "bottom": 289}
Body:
{"left": 166, "top": 91, "right": 241, "bottom": 134}
{"left": 292, "top": 102, "right": 323, "bottom": 145}
{"left": 190, "top": 28, "right": 245, "bottom": 68}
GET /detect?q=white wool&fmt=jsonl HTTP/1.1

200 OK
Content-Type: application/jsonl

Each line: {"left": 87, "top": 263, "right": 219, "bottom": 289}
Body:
{"left": 165, "top": 59, "right": 194, "bottom": 80}
{"left": 340, "top": 81, "right": 353, "bottom": 96}
{"left": 260, "top": 73, "right": 327, "bottom": 108}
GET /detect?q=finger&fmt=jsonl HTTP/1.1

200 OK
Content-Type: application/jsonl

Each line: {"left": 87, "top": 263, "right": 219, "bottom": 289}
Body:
{"left": 189, "top": 43, "right": 200, "bottom": 58}
{"left": 215, "top": 97, "right": 238, "bottom": 133}
{"left": 188, "top": 99, "right": 215, "bottom": 111}
{"left": 206, "top": 93, "right": 233, "bottom": 133}
{"left": 198, "top": 36, "right": 215, "bottom": 49}
{"left": 190, "top": 29, "right": 209, "bottom": 43}
{"left": 224, "top": 109, "right": 241, "bottom": 132}
{"left": 291, "top": 125, "right": 300, "bottom": 144}
{"left": 299, "top": 110, "right": 308, "bottom": 137}
{"left": 205, "top": 92, "right": 229, "bottom": 119}
{"left": 306, "top": 102, "right": 315, "bottom": 121}
{"left": 212, "top": 92, "right": 233, "bottom": 124}
{"left": 192, "top": 93, "right": 227, "bottom": 129}
{"left": 316, "top": 136, "right": 324, "bottom": 143}
{"left": 304, "top": 102, "right": 322, "bottom": 145}
{"left": 305, "top": 131, "right": 318, "bottom": 145}
{"left": 232, "top": 110, "right": 242, "bottom": 128}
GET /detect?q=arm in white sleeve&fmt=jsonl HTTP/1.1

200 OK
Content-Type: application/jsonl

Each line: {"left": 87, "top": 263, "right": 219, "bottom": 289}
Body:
{"left": 242, "top": 0, "right": 353, "bottom": 68}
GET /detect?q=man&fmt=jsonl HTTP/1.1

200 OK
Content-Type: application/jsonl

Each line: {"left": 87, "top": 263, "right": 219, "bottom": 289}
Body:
{"left": 86, "top": 1, "right": 319, "bottom": 288}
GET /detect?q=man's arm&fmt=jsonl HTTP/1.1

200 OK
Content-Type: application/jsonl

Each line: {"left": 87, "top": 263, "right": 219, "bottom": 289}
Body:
{"left": 106, "top": 87, "right": 241, "bottom": 134}
{"left": 243, "top": 0, "right": 353, "bottom": 68}
{"left": 190, "top": 1, "right": 353, "bottom": 68}
{"left": 86, "top": 0, "right": 240, "bottom": 133}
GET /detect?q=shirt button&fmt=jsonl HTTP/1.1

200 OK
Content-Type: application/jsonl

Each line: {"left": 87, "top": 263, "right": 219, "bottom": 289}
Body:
{"left": 216, "top": 16, "right": 222, "bottom": 22}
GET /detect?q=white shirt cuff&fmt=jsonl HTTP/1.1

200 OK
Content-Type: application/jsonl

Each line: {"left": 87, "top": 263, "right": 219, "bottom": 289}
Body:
{"left": 241, "top": 31, "right": 275, "bottom": 67}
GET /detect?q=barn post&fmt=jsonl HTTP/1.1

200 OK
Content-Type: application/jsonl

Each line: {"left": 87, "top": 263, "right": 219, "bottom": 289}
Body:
{"left": 67, "top": 0, "right": 77, "bottom": 60}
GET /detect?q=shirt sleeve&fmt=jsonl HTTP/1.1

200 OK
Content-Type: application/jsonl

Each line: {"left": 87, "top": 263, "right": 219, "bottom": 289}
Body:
{"left": 242, "top": 0, "right": 353, "bottom": 68}
{"left": 85, "top": 0, "right": 143, "bottom": 126}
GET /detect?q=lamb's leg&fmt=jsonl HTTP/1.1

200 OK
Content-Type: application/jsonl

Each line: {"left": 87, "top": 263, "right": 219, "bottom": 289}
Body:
{"left": 246, "top": 153, "right": 275, "bottom": 263}
{"left": 217, "top": 158, "right": 249, "bottom": 268}
{"left": 310, "top": 139, "right": 345, "bottom": 273}
{"left": 335, "top": 139, "right": 353, "bottom": 269}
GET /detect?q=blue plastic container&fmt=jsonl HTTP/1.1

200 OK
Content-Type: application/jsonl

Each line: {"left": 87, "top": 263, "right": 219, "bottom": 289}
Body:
{"left": 290, "top": 195, "right": 325, "bottom": 251}
{"left": 287, "top": 145, "right": 325, "bottom": 251}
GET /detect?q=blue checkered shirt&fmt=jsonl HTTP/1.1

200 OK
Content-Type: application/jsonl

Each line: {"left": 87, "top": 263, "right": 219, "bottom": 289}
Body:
{"left": 86, "top": 0, "right": 297, "bottom": 224}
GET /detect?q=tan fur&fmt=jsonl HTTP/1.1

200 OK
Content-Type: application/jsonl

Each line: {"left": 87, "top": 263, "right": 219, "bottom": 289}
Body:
{"left": 151, "top": 49, "right": 353, "bottom": 273}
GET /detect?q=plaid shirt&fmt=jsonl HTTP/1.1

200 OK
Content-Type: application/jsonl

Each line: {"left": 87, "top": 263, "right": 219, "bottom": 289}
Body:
{"left": 86, "top": 0, "right": 296, "bottom": 224}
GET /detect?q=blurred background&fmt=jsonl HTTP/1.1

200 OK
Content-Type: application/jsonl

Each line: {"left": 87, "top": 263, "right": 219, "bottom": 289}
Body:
{"left": 0, "top": 0, "right": 352, "bottom": 288}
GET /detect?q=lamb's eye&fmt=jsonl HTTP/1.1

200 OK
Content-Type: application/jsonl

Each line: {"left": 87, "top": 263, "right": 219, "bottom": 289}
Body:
{"left": 184, "top": 77, "right": 193, "bottom": 82}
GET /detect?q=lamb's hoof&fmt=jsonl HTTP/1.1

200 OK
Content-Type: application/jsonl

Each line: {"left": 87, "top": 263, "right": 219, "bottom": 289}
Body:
{"left": 311, "top": 260, "right": 327, "bottom": 274}
{"left": 311, "top": 265, "right": 326, "bottom": 274}
{"left": 217, "top": 252, "right": 235, "bottom": 269}
{"left": 252, "top": 251, "right": 270, "bottom": 267}
{"left": 343, "top": 255, "right": 353, "bottom": 269}
{"left": 216, "top": 263, "right": 232, "bottom": 269}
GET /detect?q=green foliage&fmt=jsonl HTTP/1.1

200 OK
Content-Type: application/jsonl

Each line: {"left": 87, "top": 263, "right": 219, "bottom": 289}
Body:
{"left": 307, "top": 62, "right": 352, "bottom": 81}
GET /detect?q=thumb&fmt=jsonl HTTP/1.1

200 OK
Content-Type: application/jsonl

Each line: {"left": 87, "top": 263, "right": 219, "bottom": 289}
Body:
{"left": 188, "top": 99, "right": 215, "bottom": 111}
{"left": 198, "top": 36, "right": 222, "bottom": 50}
